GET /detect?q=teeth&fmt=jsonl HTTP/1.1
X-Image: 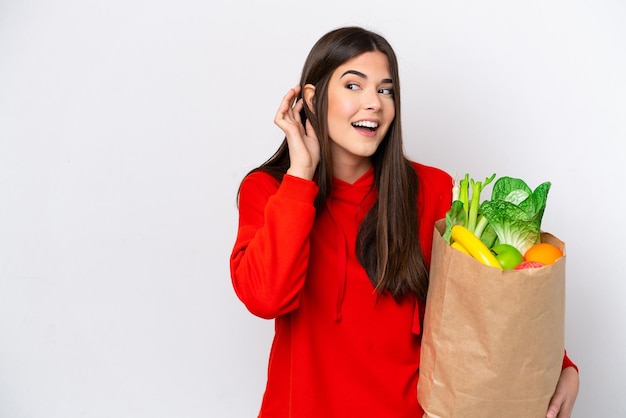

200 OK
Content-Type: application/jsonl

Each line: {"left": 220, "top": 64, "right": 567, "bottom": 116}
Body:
{"left": 352, "top": 121, "right": 378, "bottom": 129}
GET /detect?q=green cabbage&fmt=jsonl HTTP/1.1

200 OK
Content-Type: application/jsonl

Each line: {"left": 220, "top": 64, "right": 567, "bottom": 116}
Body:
{"left": 479, "top": 177, "right": 551, "bottom": 255}
{"left": 443, "top": 175, "right": 551, "bottom": 256}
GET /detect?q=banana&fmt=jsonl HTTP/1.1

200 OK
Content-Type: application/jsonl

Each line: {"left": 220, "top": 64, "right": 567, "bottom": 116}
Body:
{"left": 451, "top": 225, "right": 502, "bottom": 269}
{"left": 451, "top": 241, "right": 470, "bottom": 255}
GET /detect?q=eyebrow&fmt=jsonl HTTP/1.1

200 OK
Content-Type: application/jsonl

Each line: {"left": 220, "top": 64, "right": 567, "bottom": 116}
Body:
{"left": 340, "top": 69, "right": 393, "bottom": 84}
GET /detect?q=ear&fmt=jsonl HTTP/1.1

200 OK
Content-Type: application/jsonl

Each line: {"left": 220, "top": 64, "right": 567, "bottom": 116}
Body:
{"left": 303, "top": 84, "right": 316, "bottom": 114}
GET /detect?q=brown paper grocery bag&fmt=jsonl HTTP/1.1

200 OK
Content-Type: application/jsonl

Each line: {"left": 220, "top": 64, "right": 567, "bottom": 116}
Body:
{"left": 418, "top": 219, "right": 566, "bottom": 418}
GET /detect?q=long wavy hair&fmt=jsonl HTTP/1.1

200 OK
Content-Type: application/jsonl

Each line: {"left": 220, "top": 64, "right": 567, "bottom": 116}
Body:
{"left": 244, "top": 26, "right": 428, "bottom": 301}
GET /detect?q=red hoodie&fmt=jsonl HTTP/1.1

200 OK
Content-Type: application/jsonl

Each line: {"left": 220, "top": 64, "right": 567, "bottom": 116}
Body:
{"left": 230, "top": 162, "right": 575, "bottom": 418}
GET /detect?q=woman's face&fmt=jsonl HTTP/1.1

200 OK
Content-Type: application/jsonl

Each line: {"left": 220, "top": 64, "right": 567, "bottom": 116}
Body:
{"left": 325, "top": 51, "right": 395, "bottom": 172}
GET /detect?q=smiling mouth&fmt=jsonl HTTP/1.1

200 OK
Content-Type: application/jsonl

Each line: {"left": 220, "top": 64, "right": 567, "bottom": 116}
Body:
{"left": 352, "top": 121, "right": 379, "bottom": 131}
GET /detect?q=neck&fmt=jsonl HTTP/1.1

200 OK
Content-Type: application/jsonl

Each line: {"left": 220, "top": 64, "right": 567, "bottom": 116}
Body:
{"left": 333, "top": 159, "right": 372, "bottom": 184}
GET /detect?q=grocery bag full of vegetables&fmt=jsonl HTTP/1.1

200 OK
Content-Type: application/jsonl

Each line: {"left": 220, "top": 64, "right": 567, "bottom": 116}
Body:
{"left": 418, "top": 174, "right": 566, "bottom": 418}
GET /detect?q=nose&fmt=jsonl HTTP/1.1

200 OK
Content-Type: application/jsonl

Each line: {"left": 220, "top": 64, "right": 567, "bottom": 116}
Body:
{"left": 363, "top": 89, "right": 382, "bottom": 111}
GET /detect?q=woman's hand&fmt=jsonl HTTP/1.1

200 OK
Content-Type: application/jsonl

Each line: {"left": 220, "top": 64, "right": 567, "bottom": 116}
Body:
{"left": 274, "top": 85, "right": 320, "bottom": 180}
{"left": 546, "top": 366, "right": 579, "bottom": 418}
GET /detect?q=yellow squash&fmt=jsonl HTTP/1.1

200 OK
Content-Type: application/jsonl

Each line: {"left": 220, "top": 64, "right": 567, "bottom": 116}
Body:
{"left": 451, "top": 225, "right": 502, "bottom": 270}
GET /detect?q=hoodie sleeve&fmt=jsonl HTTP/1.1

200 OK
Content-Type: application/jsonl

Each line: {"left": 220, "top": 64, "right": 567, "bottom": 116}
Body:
{"left": 230, "top": 172, "right": 319, "bottom": 319}
{"left": 562, "top": 350, "right": 578, "bottom": 372}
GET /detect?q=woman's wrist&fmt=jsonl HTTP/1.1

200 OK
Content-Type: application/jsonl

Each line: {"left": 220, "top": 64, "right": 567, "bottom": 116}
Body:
{"left": 286, "top": 166, "right": 315, "bottom": 181}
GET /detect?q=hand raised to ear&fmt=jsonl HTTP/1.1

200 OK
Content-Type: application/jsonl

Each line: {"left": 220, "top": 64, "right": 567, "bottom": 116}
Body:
{"left": 274, "top": 85, "right": 320, "bottom": 181}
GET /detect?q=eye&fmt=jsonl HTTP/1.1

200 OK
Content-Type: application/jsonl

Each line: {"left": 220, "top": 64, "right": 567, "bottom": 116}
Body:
{"left": 378, "top": 88, "right": 394, "bottom": 96}
{"left": 345, "top": 83, "right": 361, "bottom": 91}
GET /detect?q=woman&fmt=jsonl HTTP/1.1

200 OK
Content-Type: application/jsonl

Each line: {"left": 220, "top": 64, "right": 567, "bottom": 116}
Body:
{"left": 230, "top": 26, "right": 578, "bottom": 418}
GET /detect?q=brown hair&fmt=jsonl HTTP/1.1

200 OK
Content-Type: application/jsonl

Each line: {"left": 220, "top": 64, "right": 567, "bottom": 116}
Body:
{"left": 245, "top": 26, "right": 428, "bottom": 301}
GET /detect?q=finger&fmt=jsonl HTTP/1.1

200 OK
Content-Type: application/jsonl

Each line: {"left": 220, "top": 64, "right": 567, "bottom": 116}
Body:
{"left": 275, "top": 89, "right": 296, "bottom": 118}
{"left": 276, "top": 105, "right": 303, "bottom": 134}
{"left": 284, "top": 85, "right": 301, "bottom": 110}
{"left": 292, "top": 96, "right": 304, "bottom": 113}
{"left": 290, "top": 84, "right": 302, "bottom": 106}
{"left": 275, "top": 86, "right": 303, "bottom": 125}
{"left": 546, "top": 394, "right": 563, "bottom": 418}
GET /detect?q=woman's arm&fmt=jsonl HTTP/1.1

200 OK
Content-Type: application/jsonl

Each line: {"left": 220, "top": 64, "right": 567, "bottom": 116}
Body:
{"left": 230, "top": 172, "right": 318, "bottom": 319}
{"left": 231, "top": 84, "right": 322, "bottom": 318}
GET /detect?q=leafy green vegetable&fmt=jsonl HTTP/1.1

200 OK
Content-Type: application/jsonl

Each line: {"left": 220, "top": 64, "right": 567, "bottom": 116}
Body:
{"left": 479, "top": 177, "right": 551, "bottom": 255}
{"left": 442, "top": 173, "right": 495, "bottom": 243}
{"left": 467, "top": 174, "right": 496, "bottom": 232}
{"left": 443, "top": 200, "right": 466, "bottom": 242}
{"left": 458, "top": 174, "right": 469, "bottom": 218}
{"left": 443, "top": 174, "right": 551, "bottom": 255}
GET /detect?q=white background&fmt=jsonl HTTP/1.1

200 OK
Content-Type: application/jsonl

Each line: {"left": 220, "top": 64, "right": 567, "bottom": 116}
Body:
{"left": 1, "top": 0, "right": 623, "bottom": 416}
